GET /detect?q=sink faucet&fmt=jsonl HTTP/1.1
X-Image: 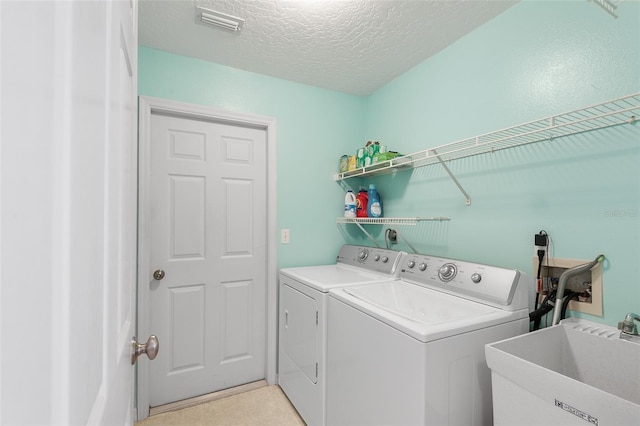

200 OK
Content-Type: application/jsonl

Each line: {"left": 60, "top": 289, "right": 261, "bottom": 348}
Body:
{"left": 618, "top": 312, "right": 640, "bottom": 341}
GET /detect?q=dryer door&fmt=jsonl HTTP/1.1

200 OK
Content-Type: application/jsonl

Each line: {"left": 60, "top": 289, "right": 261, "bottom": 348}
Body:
{"left": 280, "top": 282, "right": 318, "bottom": 384}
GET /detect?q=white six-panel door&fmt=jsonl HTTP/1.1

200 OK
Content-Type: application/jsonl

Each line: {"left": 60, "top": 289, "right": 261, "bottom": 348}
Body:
{"left": 148, "top": 113, "right": 267, "bottom": 406}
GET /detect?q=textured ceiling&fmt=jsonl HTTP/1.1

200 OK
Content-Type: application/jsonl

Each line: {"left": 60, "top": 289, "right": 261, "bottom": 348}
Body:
{"left": 139, "top": 1, "right": 517, "bottom": 96}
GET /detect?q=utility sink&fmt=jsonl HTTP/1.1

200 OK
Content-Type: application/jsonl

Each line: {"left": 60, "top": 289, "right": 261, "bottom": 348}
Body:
{"left": 486, "top": 318, "right": 640, "bottom": 425}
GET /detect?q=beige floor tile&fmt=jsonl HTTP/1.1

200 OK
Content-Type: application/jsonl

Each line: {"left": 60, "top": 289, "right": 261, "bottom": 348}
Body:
{"left": 136, "top": 385, "right": 305, "bottom": 426}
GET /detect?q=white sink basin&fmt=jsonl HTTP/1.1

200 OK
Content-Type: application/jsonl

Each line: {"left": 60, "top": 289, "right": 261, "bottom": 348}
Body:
{"left": 486, "top": 318, "right": 640, "bottom": 425}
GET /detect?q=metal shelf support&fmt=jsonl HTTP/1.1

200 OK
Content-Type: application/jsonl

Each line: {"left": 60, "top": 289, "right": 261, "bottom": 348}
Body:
{"left": 433, "top": 149, "right": 471, "bottom": 206}
{"left": 351, "top": 220, "right": 381, "bottom": 248}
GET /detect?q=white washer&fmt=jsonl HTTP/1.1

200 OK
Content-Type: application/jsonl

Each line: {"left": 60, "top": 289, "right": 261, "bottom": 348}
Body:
{"left": 327, "top": 252, "right": 532, "bottom": 426}
{"left": 278, "top": 244, "right": 406, "bottom": 426}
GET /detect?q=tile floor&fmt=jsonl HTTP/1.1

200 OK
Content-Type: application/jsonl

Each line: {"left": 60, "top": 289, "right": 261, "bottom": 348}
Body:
{"left": 135, "top": 385, "right": 305, "bottom": 426}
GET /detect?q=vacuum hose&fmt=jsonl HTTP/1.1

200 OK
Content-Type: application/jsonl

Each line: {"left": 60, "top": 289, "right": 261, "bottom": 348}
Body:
{"left": 551, "top": 254, "right": 605, "bottom": 326}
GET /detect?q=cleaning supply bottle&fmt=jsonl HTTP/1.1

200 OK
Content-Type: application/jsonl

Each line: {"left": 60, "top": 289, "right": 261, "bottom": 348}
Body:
{"left": 356, "top": 188, "right": 368, "bottom": 217}
{"left": 367, "top": 184, "right": 382, "bottom": 218}
{"left": 344, "top": 190, "right": 356, "bottom": 218}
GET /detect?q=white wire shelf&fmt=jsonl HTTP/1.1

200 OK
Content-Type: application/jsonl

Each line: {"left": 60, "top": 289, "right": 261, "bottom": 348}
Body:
{"left": 336, "top": 217, "right": 450, "bottom": 225}
{"left": 333, "top": 92, "right": 640, "bottom": 181}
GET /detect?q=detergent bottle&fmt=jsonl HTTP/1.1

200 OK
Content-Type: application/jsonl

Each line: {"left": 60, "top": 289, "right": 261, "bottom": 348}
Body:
{"left": 367, "top": 184, "right": 382, "bottom": 218}
{"left": 356, "top": 188, "right": 368, "bottom": 218}
{"left": 344, "top": 190, "right": 356, "bottom": 218}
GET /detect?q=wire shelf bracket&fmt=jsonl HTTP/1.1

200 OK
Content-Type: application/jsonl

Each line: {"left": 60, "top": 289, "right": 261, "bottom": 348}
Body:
{"left": 588, "top": 0, "right": 624, "bottom": 18}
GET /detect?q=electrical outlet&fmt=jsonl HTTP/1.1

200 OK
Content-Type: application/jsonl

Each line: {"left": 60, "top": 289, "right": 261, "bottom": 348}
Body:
{"left": 533, "top": 245, "right": 548, "bottom": 257}
{"left": 388, "top": 229, "right": 397, "bottom": 244}
{"left": 281, "top": 229, "right": 290, "bottom": 244}
{"left": 532, "top": 256, "right": 603, "bottom": 317}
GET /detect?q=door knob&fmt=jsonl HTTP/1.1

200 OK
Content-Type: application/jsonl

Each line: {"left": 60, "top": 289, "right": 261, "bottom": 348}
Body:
{"left": 153, "top": 269, "right": 165, "bottom": 280}
{"left": 131, "top": 335, "right": 159, "bottom": 365}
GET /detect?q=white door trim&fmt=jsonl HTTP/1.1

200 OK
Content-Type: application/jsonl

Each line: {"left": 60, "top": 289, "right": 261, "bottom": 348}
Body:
{"left": 136, "top": 96, "right": 278, "bottom": 420}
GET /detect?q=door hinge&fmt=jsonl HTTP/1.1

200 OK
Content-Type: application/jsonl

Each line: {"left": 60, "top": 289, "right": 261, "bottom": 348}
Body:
{"left": 316, "top": 311, "right": 319, "bottom": 325}
{"left": 316, "top": 363, "right": 318, "bottom": 378}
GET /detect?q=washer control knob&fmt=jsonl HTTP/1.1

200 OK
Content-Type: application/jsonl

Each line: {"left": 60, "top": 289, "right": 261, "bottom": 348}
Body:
{"left": 471, "top": 273, "right": 482, "bottom": 284}
{"left": 381, "top": 256, "right": 389, "bottom": 263}
{"left": 438, "top": 263, "right": 457, "bottom": 282}
{"left": 374, "top": 254, "right": 380, "bottom": 261}
{"left": 418, "top": 263, "right": 427, "bottom": 271}
{"left": 407, "top": 260, "right": 416, "bottom": 269}
{"left": 358, "top": 249, "right": 369, "bottom": 262}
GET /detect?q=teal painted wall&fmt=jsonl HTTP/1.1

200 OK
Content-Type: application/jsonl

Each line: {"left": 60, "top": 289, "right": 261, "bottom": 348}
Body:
{"left": 139, "top": 0, "right": 639, "bottom": 326}
{"left": 139, "top": 48, "right": 367, "bottom": 267}
{"left": 365, "top": 0, "right": 640, "bottom": 326}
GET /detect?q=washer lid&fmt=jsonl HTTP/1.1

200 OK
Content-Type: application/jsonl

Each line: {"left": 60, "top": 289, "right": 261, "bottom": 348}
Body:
{"left": 332, "top": 280, "right": 528, "bottom": 342}
{"left": 280, "top": 264, "right": 394, "bottom": 292}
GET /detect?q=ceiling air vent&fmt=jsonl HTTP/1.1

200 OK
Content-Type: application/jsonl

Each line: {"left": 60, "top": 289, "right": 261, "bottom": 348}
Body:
{"left": 196, "top": 6, "right": 244, "bottom": 32}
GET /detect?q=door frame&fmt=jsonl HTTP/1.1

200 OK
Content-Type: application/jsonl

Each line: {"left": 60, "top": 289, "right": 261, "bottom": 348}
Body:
{"left": 136, "top": 96, "right": 278, "bottom": 420}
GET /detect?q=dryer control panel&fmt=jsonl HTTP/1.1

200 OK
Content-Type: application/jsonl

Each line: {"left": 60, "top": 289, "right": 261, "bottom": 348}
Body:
{"left": 336, "top": 245, "right": 406, "bottom": 276}
{"left": 400, "top": 254, "right": 530, "bottom": 310}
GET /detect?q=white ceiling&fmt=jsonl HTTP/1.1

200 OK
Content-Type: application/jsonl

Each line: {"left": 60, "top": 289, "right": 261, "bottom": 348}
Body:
{"left": 138, "top": 0, "right": 517, "bottom": 96}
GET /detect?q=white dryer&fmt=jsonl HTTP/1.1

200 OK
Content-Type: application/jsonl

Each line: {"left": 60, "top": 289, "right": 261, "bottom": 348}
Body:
{"left": 327, "top": 252, "right": 532, "bottom": 426}
{"left": 278, "top": 244, "right": 406, "bottom": 426}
